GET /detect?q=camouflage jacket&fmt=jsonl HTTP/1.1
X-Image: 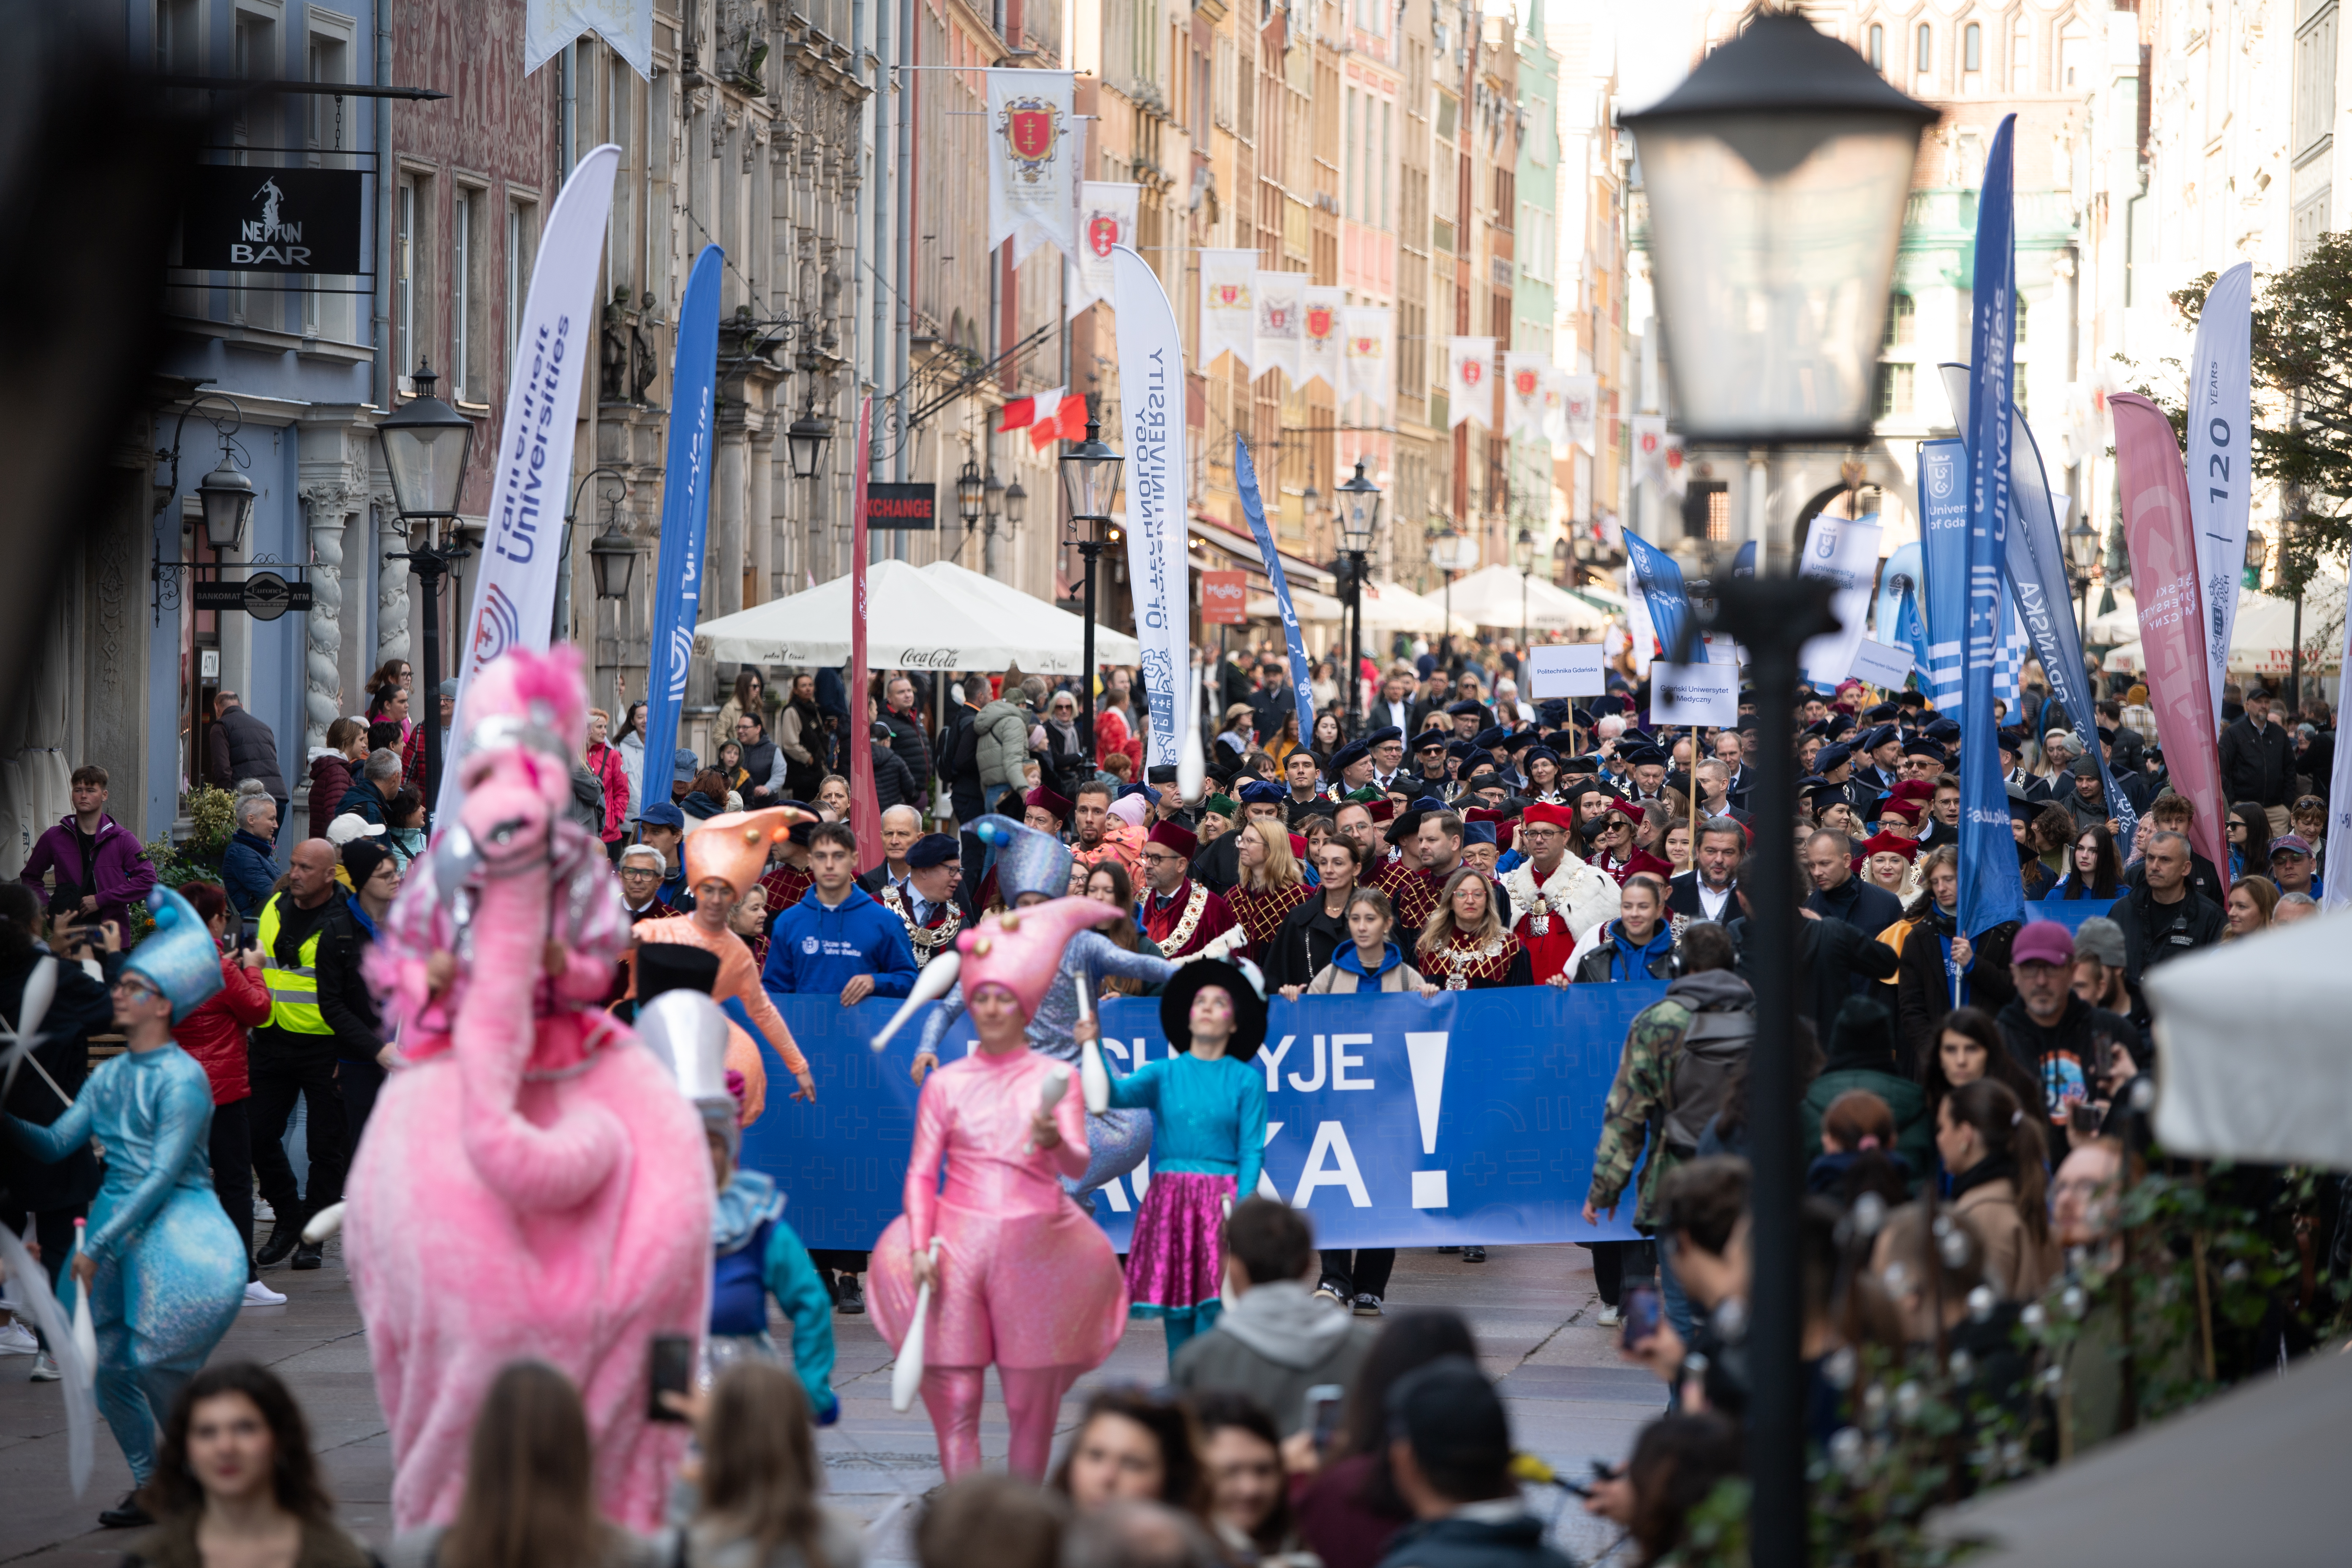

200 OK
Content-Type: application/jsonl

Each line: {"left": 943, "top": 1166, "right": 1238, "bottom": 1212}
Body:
{"left": 1586, "top": 994, "right": 1699, "bottom": 1231}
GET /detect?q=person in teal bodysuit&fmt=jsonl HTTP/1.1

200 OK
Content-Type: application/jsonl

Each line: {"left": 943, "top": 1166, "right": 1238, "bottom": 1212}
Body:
{"left": 5, "top": 887, "right": 243, "bottom": 1526}
{"left": 1095, "top": 957, "right": 1269, "bottom": 1368}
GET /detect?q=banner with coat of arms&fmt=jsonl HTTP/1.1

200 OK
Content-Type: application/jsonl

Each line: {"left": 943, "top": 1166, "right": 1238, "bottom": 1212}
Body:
{"left": 1558, "top": 370, "right": 1598, "bottom": 455}
{"left": 1446, "top": 338, "right": 1495, "bottom": 430}
{"left": 1067, "top": 182, "right": 1140, "bottom": 318}
{"left": 1300, "top": 285, "right": 1345, "bottom": 395}
{"left": 1198, "top": 249, "right": 1258, "bottom": 375}
{"left": 1254, "top": 270, "right": 1305, "bottom": 384}
{"left": 1342, "top": 307, "right": 1393, "bottom": 413}
{"left": 1502, "top": 351, "right": 1549, "bottom": 444}
{"left": 987, "top": 70, "right": 1075, "bottom": 265}
{"left": 1631, "top": 414, "right": 1688, "bottom": 499}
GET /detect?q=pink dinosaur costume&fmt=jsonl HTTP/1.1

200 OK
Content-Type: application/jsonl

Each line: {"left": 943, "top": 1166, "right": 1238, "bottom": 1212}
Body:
{"left": 867, "top": 896, "right": 1130, "bottom": 1479}
{"left": 344, "top": 645, "right": 712, "bottom": 1531}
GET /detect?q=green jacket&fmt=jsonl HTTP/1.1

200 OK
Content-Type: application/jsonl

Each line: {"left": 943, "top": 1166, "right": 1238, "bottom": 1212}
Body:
{"left": 1587, "top": 995, "right": 1697, "bottom": 1230}
{"left": 1798, "top": 1066, "right": 1931, "bottom": 1193}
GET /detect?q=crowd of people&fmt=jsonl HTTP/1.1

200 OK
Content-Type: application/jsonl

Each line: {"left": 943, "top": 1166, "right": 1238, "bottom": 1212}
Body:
{"left": 0, "top": 630, "right": 2339, "bottom": 1567}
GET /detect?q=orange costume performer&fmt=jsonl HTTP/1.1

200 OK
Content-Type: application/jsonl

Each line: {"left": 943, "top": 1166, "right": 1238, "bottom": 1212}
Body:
{"left": 626, "top": 807, "right": 819, "bottom": 1120}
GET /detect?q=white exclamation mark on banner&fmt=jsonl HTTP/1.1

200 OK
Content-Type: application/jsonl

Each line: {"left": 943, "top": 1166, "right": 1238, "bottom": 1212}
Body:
{"left": 1405, "top": 1032, "right": 1448, "bottom": 1209}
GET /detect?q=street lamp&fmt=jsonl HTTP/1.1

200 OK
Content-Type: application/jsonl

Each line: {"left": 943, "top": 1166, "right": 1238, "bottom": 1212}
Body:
{"left": 1623, "top": 13, "right": 1935, "bottom": 445}
{"left": 1515, "top": 525, "right": 1538, "bottom": 651}
{"left": 1336, "top": 458, "right": 1382, "bottom": 737}
{"left": 1059, "top": 415, "right": 1124, "bottom": 761}
{"left": 956, "top": 455, "right": 985, "bottom": 529}
{"left": 2067, "top": 509, "right": 2101, "bottom": 642}
{"left": 1622, "top": 17, "right": 1932, "bottom": 1566}
{"left": 376, "top": 361, "right": 478, "bottom": 823}
{"left": 1004, "top": 479, "right": 1028, "bottom": 530}
{"left": 196, "top": 452, "right": 257, "bottom": 553}
{"left": 588, "top": 518, "right": 642, "bottom": 601}
{"left": 786, "top": 411, "right": 833, "bottom": 481}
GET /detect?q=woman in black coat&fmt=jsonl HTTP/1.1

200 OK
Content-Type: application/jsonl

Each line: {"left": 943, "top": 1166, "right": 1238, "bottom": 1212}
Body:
{"left": 1894, "top": 849, "right": 2017, "bottom": 1075}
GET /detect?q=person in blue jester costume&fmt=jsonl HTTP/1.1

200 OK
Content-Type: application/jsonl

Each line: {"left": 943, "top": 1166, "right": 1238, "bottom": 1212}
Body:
{"left": 896, "top": 814, "right": 1175, "bottom": 1203}
{"left": 5, "top": 886, "right": 246, "bottom": 1529}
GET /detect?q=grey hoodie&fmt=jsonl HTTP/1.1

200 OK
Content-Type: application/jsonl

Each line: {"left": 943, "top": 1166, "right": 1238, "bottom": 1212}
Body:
{"left": 1171, "top": 1280, "right": 1377, "bottom": 1437}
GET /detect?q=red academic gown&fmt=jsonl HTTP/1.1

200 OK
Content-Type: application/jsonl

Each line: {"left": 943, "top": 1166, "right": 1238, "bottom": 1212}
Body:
{"left": 1140, "top": 877, "right": 1239, "bottom": 958}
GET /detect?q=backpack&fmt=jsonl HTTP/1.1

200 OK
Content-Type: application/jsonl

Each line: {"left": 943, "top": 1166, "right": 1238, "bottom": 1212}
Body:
{"left": 1662, "top": 1001, "right": 1756, "bottom": 1157}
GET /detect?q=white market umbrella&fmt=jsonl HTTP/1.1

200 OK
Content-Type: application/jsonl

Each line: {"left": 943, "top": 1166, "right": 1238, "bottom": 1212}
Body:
{"left": 2147, "top": 909, "right": 2352, "bottom": 1166}
{"left": 916, "top": 558, "right": 1142, "bottom": 665}
{"left": 1245, "top": 586, "right": 1344, "bottom": 623}
{"left": 2084, "top": 587, "right": 2138, "bottom": 644}
{"left": 694, "top": 558, "right": 1128, "bottom": 675}
{"left": 2100, "top": 583, "right": 2344, "bottom": 677}
{"left": 1357, "top": 579, "right": 1474, "bottom": 636}
{"left": 1437, "top": 563, "right": 1611, "bottom": 633}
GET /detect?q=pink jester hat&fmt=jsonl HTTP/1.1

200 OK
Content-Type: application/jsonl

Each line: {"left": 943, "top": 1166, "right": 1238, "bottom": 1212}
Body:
{"left": 343, "top": 645, "right": 713, "bottom": 1531}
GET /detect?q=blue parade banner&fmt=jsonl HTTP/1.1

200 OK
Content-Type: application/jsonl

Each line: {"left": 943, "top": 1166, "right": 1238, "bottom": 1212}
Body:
{"left": 2021, "top": 899, "right": 2113, "bottom": 934}
{"left": 1957, "top": 116, "right": 2028, "bottom": 942}
{"left": 736, "top": 990, "right": 1660, "bottom": 1252}
{"left": 1896, "top": 585, "right": 1933, "bottom": 697}
{"left": 640, "top": 245, "right": 723, "bottom": 800}
{"left": 1915, "top": 440, "right": 1969, "bottom": 717}
{"left": 1622, "top": 530, "right": 1703, "bottom": 664}
{"left": 1234, "top": 437, "right": 1317, "bottom": 746}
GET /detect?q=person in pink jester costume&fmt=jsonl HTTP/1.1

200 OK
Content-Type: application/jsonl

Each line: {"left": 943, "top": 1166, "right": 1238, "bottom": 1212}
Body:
{"left": 342, "top": 645, "right": 713, "bottom": 1533}
{"left": 866, "top": 896, "right": 1130, "bottom": 1481}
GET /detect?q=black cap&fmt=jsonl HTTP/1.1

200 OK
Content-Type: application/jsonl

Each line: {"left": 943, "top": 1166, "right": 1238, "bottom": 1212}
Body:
{"left": 906, "top": 833, "right": 958, "bottom": 869}
{"left": 1363, "top": 724, "right": 1405, "bottom": 747}
{"left": 1446, "top": 699, "right": 1486, "bottom": 718}
{"left": 1412, "top": 727, "right": 1453, "bottom": 753}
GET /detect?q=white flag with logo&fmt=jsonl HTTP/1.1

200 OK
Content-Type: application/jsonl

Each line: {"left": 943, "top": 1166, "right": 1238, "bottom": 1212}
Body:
{"left": 1446, "top": 338, "right": 1494, "bottom": 430}
{"left": 1632, "top": 414, "right": 1667, "bottom": 486}
{"left": 1254, "top": 271, "right": 1305, "bottom": 383}
{"left": 1503, "top": 351, "right": 1549, "bottom": 443}
{"left": 1342, "top": 308, "right": 1393, "bottom": 413}
{"left": 1559, "top": 371, "right": 1598, "bottom": 454}
{"left": 1067, "top": 182, "right": 1140, "bottom": 317}
{"left": 1198, "top": 249, "right": 1258, "bottom": 375}
{"left": 436, "top": 145, "right": 620, "bottom": 820}
{"left": 1661, "top": 433, "right": 1688, "bottom": 498}
{"left": 525, "top": 0, "right": 653, "bottom": 78}
{"left": 987, "top": 70, "right": 1075, "bottom": 265}
{"left": 1799, "top": 514, "right": 1885, "bottom": 684}
{"left": 1300, "top": 286, "right": 1345, "bottom": 395}
{"left": 1113, "top": 245, "right": 1192, "bottom": 767}
{"left": 2186, "top": 262, "right": 2253, "bottom": 734}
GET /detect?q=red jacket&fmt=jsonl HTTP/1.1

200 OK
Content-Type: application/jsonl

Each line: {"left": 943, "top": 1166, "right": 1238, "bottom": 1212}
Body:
{"left": 175, "top": 952, "right": 272, "bottom": 1104}
{"left": 585, "top": 741, "right": 630, "bottom": 842}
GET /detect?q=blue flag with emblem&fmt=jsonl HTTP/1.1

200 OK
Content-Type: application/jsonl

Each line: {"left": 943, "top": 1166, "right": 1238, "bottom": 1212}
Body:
{"left": 1916, "top": 438, "right": 1970, "bottom": 719}
{"left": 1623, "top": 529, "right": 1703, "bottom": 663}
{"left": 1235, "top": 437, "right": 1317, "bottom": 746}
{"left": 1957, "top": 117, "right": 2028, "bottom": 942}
{"left": 641, "top": 245, "right": 723, "bottom": 806}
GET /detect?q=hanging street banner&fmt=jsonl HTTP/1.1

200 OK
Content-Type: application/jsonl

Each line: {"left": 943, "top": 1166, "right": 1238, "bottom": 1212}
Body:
{"left": 438, "top": 144, "right": 619, "bottom": 821}
{"left": 848, "top": 395, "right": 881, "bottom": 856}
{"left": 1622, "top": 530, "right": 1703, "bottom": 664}
{"left": 1343, "top": 307, "right": 1393, "bottom": 414}
{"left": 1235, "top": 437, "right": 1318, "bottom": 747}
{"left": 1560, "top": 371, "right": 1598, "bottom": 454}
{"left": 1502, "top": 351, "right": 1549, "bottom": 443}
{"left": 1254, "top": 270, "right": 1305, "bottom": 383}
{"left": 1113, "top": 245, "right": 1191, "bottom": 768}
{"left": 526, "top": 0, "right": 653, "bottom": 79}
{"left": 1446, "top": 337, "right": 1494, "bottom": 429}
{"left": 639, "top": 245, "right": 723, "bottom": 811}
{"left": 1198, "top": 248, "right": 1258, "bottom": 375}
{"left": 987, "top": 70, "right": 1076, "bottom": 265}
{"left": 1300, "top": 286, "right": 1345, "bottom": 395}
{"left": 1798, "top": 513, "right": 1884, "bottom": 687}
{"left": 2186, "top": 262, "right": 2254, "bottom": 734}
{"left": 1956, "top": 115, "right": 2027, "bottom": 942}
{"left": 1068, "top": 182, "right": 1140, "bottom": 317}
{"left": 739, "top": 991, "right": 1653, "bottom": 1250}
{"left": 2113, "top": 392, "right": 2230, "bottom": 877}
{"left": 2331, "top": 610, "right": 2352, "bottom": 911}
{"left": 1915, "top": 438, "right": 1970, "bottom": 718}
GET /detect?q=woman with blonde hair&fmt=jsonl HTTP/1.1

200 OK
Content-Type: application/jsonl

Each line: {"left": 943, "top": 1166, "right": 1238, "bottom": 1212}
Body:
{"left": 667, "top": 1361, "right": 863, "bottom": 1568}
{"left": 1225, "top": 818, "right": 1310, "bottom": 958}
{"left": 1413, "top": 866, "right": 1530, "bottom": 989}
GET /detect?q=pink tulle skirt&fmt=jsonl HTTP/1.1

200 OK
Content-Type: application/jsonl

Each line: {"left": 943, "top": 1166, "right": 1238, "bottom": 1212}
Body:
{"left": 1125, "top": 1170, "right": 1236, "bottom": 1316}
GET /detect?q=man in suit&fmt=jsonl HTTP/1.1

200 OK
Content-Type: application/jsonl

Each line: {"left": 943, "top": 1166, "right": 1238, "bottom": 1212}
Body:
{"left": 1667, "top": 815, "right": 1745, "bottom": 923}
{"left": 1250, "top": 659, "right": 1298, "bottom": 742}
{"left": 1364, "top": 726, "right": 1408, "bottom": 792}
{"left": 1368, "top": 673, "right": 1428, "bottom": 739}
{"left": 1712, "top": 728, "right": 1754, "bottom": 808}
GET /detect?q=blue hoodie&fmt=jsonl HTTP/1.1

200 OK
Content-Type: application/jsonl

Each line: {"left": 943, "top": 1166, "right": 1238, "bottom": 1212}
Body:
{"left": 761, "top": 882, "right": 920, "bottom": 998}
{"left": 1598, "top": 918, "right": 1676, "bottom": 982}
{"left": 1332, "top": 939, "right": 1408, "bottom": 983}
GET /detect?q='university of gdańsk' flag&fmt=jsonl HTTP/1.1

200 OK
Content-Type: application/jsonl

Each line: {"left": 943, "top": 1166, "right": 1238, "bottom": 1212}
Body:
{"left": 436, "top": 144, "right": 619, "bottom": 822}
{"left": 1254, "top": 271, "right": 1305, "bottom": 384}
{"left": 1623, "top": 529, "right": 1703, "bottom": 665}
{"left": 1503, "top": 351, "right": 1549, "bottom": 443}
{"left": 1915, "top": 437, "right": 1969, "bottom": 718}
{"left": 1798, "top": 512, "right": 1884, "bottom": 686}
{"left": 2186, "top": 262, "right": 2254, "bottom": 735}
{"left": 1342, "top": 308, "right": 1392, "bottom": 414}
{"left": 1446, "top": 338, "right": 1494, "bottom": 429}
{"left": 1235, "top": 437, "right": 1316, "bottom": 747}
{"left": 1198, "top": 249, "right": 1258, "bottom": 376}
{"left": 1560, "top": 372, "right": 1598, "bottom": 454}
{"left": 1300, "top": 286, "right": 1344, "bottom": 395}
{"left": 987, "top": 70, "right": 1075, "bottom": 265}
{"left": 1113, "top": 245, "right": 1191, "bottom": 768}
{"left": 638, "top": 245, "right": 723, "bottom": 815}
{"left": 1067, "top": 182, "right": 1140, "bottom": 318}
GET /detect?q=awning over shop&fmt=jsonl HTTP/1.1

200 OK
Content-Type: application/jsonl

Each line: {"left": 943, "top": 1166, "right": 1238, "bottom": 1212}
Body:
{"left": 1184, "top": 514, "right": 1338, "bottom": 594}
{"left": 1246, "top": 587, "right": 1345, "bottom": 623}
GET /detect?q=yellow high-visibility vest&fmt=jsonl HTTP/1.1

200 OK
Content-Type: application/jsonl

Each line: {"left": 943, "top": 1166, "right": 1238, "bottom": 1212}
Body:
{"left": 256, "top": 895, "right": 332, "bottom": 1034}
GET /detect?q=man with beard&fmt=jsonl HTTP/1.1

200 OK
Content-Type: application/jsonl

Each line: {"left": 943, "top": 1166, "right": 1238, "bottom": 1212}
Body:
{"left": 1140, "top": 819, "right": 1241, "bottom": 958}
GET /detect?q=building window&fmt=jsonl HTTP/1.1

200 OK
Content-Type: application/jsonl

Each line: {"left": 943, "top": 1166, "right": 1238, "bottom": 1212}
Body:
{"left": 1964, "top": 22, "right": 1982, "bottom": 73}
{"left": 1883, "top": 291, "right": 1916, "bottom": 348}
{"left": 1868, "top": 23, "right": 1884, "bottom": 71}
{"left": 395, "top": 177, "right": 422, "bottom": 390}
{"left": 1876, "top": 363, "right": 1915, "bottom": 417}
{"left": 156, "top": 0, "right": 200, "bottom": 74}
{"left": 453, "top": 188, "right": 488, "bottom": 403}
{"left": 2296, "top": 4, "right": 2338, "bottom": 160}
{"left": 2012, "top": 14, "right": 2034, "bottom": 92}
{"left": 1916, "top": 22, "right": 1932, "bottom": 73}
{"left": 508, "top": 199, "right": 534, "bottom": 361}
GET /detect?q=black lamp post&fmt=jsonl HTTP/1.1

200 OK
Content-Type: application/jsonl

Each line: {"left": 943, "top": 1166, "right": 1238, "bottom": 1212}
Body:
{"left": 376, "top": 361, "right": 478, "bottom": 822}
{"left": 2067, "top": 509, "right": 2101, "bottom": 644}
{"left": 1336, "top": 458, "right": 1382, "bottom": 738}
{"left": 786, "top": 410, "right": 833, "bottom": 481}
{"left": 1060, "top": 415, "right": 1124, "bottom": 761}
{"left": 1624, "top": 15, "right": 1933, "bottom": 1565}
{"left": 956, "top": 455, "right": 985, "bottom": 530}
{"left": 196, "top": 456, "right": 258, "bottom": 552}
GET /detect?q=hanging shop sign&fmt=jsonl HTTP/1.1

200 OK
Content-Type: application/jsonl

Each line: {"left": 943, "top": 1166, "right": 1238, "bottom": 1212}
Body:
{"left": 181, "top": 167, "right": 366, "bottom": 273}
